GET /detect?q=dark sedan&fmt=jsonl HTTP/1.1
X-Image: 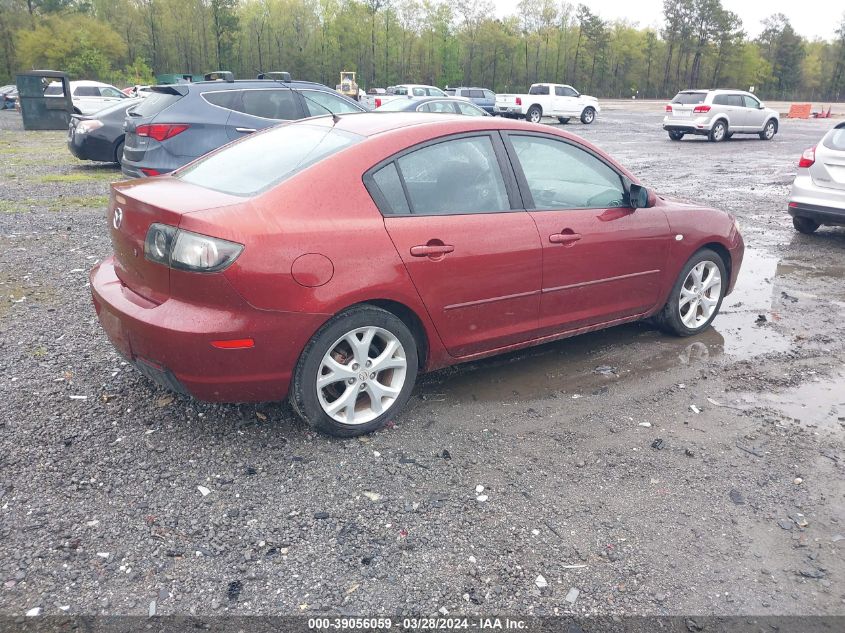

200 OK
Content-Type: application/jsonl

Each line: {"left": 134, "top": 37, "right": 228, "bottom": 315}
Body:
{"left": 375, "top": 96, "right": 489, "bottom": 116}
{"left": 68, "top": 98, "right": 141, "bottom": 165}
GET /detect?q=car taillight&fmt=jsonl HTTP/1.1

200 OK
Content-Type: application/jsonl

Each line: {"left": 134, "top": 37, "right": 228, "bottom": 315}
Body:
{"left": 136, "top": 123, "right": 189, "bottom": 141}
{"left": 693, "top": 105, "right": 711, "bottom": 114}
{"left": 375, "top": 98, "right": 382, "bottom": 108}
{"left": 665, "top": 104, "right": 672, "bottom": 112}
{"left": 140, "top": 168, "right": 161, "bottom": 177}
{"left": 516, "top": 97, "right": 522, "bottom": 106}
{"left": 144, "top": 224, "right": 243, "bottom": 273}
{"left": 798, "top": 146, "right": 815, "bottom": 168}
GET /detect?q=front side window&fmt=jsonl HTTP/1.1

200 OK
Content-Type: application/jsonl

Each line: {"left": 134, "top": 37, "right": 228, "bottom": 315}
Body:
{"left": 418, "top": 100, "right": 456, "bottom": 114}
{"left": 176, "top": 122, "right": 362, "bottom": 196}
{"left": 743, "top": 95, "right": 760, "bottom": 109}
{"left": 238, "top": 89, "right": 300, "bottom": 120}
{"left": 394, "top": 136, "right": 510, "bottom": 215}
{"left": 426, "top": 87, "right": 446, "bottom": 97}
{"left": 301, "top": 90, "right": 363, "bottom": 116}
{"left": 100, "top": 87, "right": 124, "bottom": 98}
{"left": 412, "top": 87, "right": 426, "bottom": 96}
{"left": 510, "top": 135, "right": 626, "bottom": 210}
{"left": 483, "top": 90, "right": 495, "bottom": 100}
{"left": 456, "top": 101, "right": 486, "bottom": 116}
{"left": 728, "top": 95, "right": 744, "bottom": 107}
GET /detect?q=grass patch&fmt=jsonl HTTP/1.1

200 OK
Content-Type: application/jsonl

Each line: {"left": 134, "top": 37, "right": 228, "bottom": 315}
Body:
{"left": 0, "top": 195, "right": 109, "bottom": 213}
{"left": 38, "top": 173, "right": 103, "bottom": 183}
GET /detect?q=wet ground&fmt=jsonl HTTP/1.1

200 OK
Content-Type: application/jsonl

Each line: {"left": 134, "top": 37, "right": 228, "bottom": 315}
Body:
{"left": 1, "top": 108, "right": 844, "bottom": 618}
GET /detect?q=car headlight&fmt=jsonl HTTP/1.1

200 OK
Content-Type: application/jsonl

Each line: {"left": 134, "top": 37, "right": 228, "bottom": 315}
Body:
{"left": 76, "top": 119, "right": 104, "bottom": 135}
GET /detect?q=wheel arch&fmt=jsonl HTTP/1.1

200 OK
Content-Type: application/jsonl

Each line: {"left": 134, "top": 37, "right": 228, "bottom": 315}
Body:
{"left": 699, "top": 241, "right": 732, "bottom": 283}
{"left": 341, "top": 299, "right": 430, "bottom": 371}
{"left": 766, "top": 117, "right": 778, "bottom": 132}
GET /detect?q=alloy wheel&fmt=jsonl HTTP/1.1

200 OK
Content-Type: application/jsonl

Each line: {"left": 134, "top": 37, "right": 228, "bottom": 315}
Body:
{"left": 764, "top": 121, "right": 775, "bottom": 139}
{"left": 316, "top": 326, "right": 407, "bottom": 425}
{"left": 678, "top": 261, "right": 722, "bottom": 329}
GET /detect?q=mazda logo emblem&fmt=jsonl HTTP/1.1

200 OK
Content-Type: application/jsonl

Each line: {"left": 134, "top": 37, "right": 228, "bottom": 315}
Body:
{"left": 113, "top": 207, "right": 123, "bottom": 229}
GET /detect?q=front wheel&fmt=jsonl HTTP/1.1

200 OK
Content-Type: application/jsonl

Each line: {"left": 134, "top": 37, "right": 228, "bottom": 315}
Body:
{"left": 759, "top": 119, "right": 777, "bottom": 140}
{"left": 113, "top": 139, "right": 125, "bottom": 166}
{"left": 655, "top": 249, "right": 727, "bottom": 337}
{"left": 793, "top": 216, "right": 819, "bottom": 234}
{"left": 668, "top": 131, "right": 684, "bottom": 141}
{"left": 290, "top": 306, "right": 419, "bottom": 437}
{"left": 580, "top": 107, "right": 596, "bottom": 124}
{"left": 526, "top": 105, "right": 543, "bottom": 124}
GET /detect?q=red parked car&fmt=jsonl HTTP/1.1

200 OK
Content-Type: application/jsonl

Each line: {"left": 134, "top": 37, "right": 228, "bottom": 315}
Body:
{"left": 90, "top": 113, "right": 744, "bottom": 436}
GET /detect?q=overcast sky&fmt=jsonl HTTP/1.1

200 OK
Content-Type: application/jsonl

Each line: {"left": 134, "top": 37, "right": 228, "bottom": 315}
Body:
{"left": 492, "top": 0, "right": 843, "bottom": 41}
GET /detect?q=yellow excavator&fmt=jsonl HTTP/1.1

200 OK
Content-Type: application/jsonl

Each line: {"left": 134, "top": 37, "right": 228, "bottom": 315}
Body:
{"left": 337, "top": 71, "right": 359, "bottom": 101}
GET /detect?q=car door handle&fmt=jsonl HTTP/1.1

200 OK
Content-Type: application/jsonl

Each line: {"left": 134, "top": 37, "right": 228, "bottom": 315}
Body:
{"left": 549, "top": 232, "right": 582, "bottom": 244}
{"left": 235, "top": 127, "right": 256, "bottom": 133}
{"left": 410, "top": 244, "right": 454, "bottom": 257}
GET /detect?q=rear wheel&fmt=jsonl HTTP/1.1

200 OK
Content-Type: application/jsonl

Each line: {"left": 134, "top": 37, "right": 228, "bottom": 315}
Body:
{"left": 580, "top": 107, "right": 596, "bottom": 124}
{"left": 709, "top": 120, "right": 727, "bottom": 142}
{"left": 113, "top": 139, "right": 125, "bottom": 166}
{"left": 526, "top": 105, "right": 543, "bottom": 124}
{"left": 655, "top": 249, "right": 727, "bottom": 337}
{"left": 792, "top": 216, "right": 819, "bottom": 234}
{"left": 290, "top": 305, "right": 419, "bottom": 437}
{"left": 668, "top": 131, "right": 684, "bottom": 141}
{"left": 759, "top": 119, "right": 777, "bottom": 140}
{"left": 557, "top": 117, "right": 570, "bottom": 124}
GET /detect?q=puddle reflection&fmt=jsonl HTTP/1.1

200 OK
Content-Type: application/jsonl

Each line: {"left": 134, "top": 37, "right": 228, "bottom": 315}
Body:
{"left": 420, "top": 248, "right": 801, "bottom": 404}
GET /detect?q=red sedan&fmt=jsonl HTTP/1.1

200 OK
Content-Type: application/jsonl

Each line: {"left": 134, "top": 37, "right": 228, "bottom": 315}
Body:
{"left": 91, "top": 113, "right": 744, "bottom": 436}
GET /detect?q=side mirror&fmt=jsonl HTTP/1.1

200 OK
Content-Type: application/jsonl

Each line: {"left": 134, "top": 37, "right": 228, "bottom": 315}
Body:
{"left": 629, "top": 184, "right": 649, "bottom": 209}
{"left": 758, "top": 103, "right": 766, "bottom": 109}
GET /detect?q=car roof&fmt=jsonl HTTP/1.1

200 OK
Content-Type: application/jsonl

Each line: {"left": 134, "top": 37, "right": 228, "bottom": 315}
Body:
{"left": 679, "top": 89, "right": 754, "bottom": 95}
{"left": 185, "top": 79, "right": 335, "bottom": 91}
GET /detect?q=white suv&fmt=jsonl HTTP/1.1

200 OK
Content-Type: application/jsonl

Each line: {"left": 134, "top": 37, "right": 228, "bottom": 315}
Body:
{"left": 45, "top": 80, "right": 129, "bottom": 115}
{"left": 663, "top": 89, "right": 779, "bottom": 142}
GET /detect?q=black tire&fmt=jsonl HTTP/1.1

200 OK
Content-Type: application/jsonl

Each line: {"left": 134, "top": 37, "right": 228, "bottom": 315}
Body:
{"left": 654, "top": 248, "right": 728, "bottom": 337}
{"left": 668, "top": 131, "right": 684, "bottom": 141}
{"left": 290, "top": 305, "right": 419, "bottom": 437}
{"left": 113, "top": 139, "right": 125, "bottom": 166}
{"left": 792, "top": 216, "right": 819, "bottom": 234}
{"left": 526, "top": 105, "right": 543, "bottom": 124}
{"left": 709, "top": 120, "right": 727, "bottom": 142}
{"left": 557, "top": 117, "right": 570, "bottom": 124}
{"left": 580, "top": 107, "right": 596, "bottom": 124}
{"left": 759, "top": 119, "right": 777, "bottom": 140}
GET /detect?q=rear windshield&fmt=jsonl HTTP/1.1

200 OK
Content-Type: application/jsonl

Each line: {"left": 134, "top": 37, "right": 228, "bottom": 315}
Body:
{"left": 130, "top": 90, "right": 183, "bottom": 118}
{"left": 176, "top": 122, "right": 363, "bottom": 196}
{"left": 822, "top": 126, "right": 845, "bottom": 151}
{"left": 672, "top": 92, "right": 707, "bottom": 105}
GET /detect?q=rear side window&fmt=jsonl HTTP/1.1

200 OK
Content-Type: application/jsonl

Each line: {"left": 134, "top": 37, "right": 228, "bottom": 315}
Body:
{"left": 44, "top": 85, "right": 63, "bottom": 96}
{"left": 672, "top": 92, "right": 706, "bottom": 105}
{"left": 394, "top": 136, "right": 510, "bottom": 215}
{"left": 131, "top": 91, "right": 183, "bottom": 117}
{"left": 203, "top": 90, "right": 241, "bottom": 111}
{"left": 238, "top": 89, "right": 300, "bottom": 120}
{"left": 712, "top": 95, "right": 729, "bottom": 106}
{"left": 75, "top": 86, "right": 100, "bottom": 97}
{"left": 822, "top": 126, "right": 845, "bottom": 151}
{"left": 176, "top": 122, "right": 362, "bottom": 196}
{"left": 468, "top": 89, "right": 484, "bottom": 98}
{"left": 727, "top": 95, "right": 744, "bottom": 107}
{"left": 529, "top": 85, "right": 550, "bottom": 95}
{"left": 371, "top": 163, "right": 410, "bottom": 215}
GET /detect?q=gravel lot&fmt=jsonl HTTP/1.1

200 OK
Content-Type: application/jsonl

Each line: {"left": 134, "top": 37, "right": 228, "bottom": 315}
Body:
{"left": 1, "top": 107, "right": 844, "bottom": 619}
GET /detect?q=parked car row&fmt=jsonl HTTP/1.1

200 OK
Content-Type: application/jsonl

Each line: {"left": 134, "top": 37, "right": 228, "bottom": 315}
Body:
{"left": 1, "top": 84, "right": 18, "bottom": 109}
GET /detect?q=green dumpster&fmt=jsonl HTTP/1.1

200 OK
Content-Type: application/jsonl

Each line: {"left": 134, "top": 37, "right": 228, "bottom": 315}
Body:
{"left": 16, "top": 70, "right": 73, "bottom": 130}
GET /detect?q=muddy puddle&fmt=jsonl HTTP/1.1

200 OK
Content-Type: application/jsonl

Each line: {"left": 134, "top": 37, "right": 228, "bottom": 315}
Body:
{"left": 733, "top": 370, "right": 845, "bottom": 432}
{"left": 420, "top": 248, "right": 805, "bottom": 404}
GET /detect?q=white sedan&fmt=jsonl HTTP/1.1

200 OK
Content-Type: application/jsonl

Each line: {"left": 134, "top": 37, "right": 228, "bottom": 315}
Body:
{"left": 45, "top": 80, "right": 130, "bottom": 115}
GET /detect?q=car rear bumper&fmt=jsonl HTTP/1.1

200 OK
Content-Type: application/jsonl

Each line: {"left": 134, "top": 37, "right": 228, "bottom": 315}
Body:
{"left": 90, "top": 256, "right": 328, "bottom": 403}
{"left": 67, "top": 132, "right": 115, "bottom": 163}
{"left": 663, "top": 115, "right": 714, "bottom": 135}
{"left": 494, "top": 106, "right": 523, "bottom": 116}
{"left": 788, "top": 172, "right": 845, "bottom": 219}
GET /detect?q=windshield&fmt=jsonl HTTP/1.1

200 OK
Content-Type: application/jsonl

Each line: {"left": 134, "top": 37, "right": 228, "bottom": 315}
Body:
{"left": 176, "top": 122, "right": 363, "bottom": 196}
{"left": 672, "top": 92, "right": 707, "bottom": 105}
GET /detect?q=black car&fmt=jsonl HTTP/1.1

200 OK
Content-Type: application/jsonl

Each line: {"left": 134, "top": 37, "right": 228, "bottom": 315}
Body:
{"left": 1, "top": 85, "right": 17, "bottom": 110}
{"left": 374, "top": 96, "right": 490, "bottom": 116}
{"left": 67, "top": 98, "right": 141, "bottom": 165}
{"left": 121, "top": 78, "right": 366, "bottom": 178}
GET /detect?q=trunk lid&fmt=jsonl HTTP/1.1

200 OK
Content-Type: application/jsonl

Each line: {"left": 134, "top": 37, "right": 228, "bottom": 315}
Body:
{"left": 495, "top": 94, "right": 518, "bottom": 106}
{"left": 810, "top": 133, "right": 845, "bottom": 191}
{"left": 108, "top": 178, "right": 244, "bottom": 303}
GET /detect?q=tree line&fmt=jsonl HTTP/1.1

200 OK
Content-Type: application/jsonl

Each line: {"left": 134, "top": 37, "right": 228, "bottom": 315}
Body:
{"left": 1, "top": 0, "right": 844, "bottom": 101}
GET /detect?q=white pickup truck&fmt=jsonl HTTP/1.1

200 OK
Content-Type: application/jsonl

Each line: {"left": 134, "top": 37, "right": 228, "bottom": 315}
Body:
{"left": 494, "top": 83, "right": 600, "bottom": 125}
{"left": 360, "top": 84, "right": 449, "bottom": 110}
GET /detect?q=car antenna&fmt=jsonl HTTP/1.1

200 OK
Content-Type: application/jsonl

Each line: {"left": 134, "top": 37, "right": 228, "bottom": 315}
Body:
{"left": 256, "top": 69, "right": 340, "bottom": 125}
